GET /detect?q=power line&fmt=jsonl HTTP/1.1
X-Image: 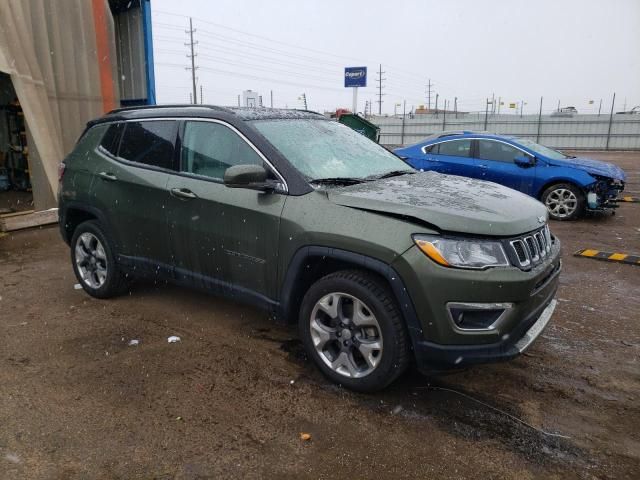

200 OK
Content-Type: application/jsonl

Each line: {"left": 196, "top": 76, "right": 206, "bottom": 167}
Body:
{"left": 154, "top": 9, "right": 436, "bottom": 85}
{"left": 156, "top": 62, "right": 348, "bottom": 93}
{"left": 154, "top": 16, "right": 456, "bottom": 108}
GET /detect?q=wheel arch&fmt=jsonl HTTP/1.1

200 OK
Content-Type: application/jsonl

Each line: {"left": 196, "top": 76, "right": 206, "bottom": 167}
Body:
{"left": 536, "top": 178, "right": 589, "bottom": 200}
{"left": 278, "top": 246, "right": 424, "bottom": 353}
{"left": 59, "top": 203, "right": 115, "bottom": 246}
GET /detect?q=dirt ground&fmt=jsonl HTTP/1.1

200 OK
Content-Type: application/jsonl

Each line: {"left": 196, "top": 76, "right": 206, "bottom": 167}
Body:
{"left": 1, "top": 151, "right": 638, "bottom": 479}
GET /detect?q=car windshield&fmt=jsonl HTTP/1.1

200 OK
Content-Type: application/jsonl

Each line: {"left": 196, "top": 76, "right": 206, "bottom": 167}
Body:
{"left": 251, "top": 119, "right": 413, "bottom": 181}
{"left": 515, "top": 138, "right": 570, "bottom": 160}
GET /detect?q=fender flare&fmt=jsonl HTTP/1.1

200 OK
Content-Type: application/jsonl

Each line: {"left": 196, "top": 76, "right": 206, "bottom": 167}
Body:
{"left": 278, "top": 246, "right": 425, "bottom": 355}
{"left": 59, "top": 202, "right": 117, "bottom": 246}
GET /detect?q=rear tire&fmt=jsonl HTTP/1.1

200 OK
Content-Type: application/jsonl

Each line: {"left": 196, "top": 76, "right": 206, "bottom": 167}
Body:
{"left": 541, "top": 183, "right": 585, "bottom": 221}
{"left": 70, "top": 220, "right": 128, "bottom": 298}
{"left": 299, "top": 270, "right": 410, "bottom": 392}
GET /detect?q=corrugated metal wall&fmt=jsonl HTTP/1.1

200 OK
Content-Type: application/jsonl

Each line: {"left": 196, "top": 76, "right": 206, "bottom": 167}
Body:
{"left": 374, "top": 114, "right": 640, "bottom": 150}
{"left": 114, "top": 7, "right": 147, "bottom": 102}
{"left": 0, "top": 0, "right": 120, "bottom": 209}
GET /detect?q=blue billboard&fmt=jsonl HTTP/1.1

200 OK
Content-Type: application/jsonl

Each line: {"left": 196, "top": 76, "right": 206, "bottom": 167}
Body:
{"left": 344, "top": 67, "right": 367, "bottom": 88}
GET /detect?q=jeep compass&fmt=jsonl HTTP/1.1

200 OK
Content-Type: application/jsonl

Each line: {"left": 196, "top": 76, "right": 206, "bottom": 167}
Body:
{"left": 58, "top": 106, "right": 561, "bottom": 392}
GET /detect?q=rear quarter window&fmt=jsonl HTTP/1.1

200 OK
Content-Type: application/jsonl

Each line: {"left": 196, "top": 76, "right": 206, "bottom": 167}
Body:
{"left": 66, "top": 124, "right": 109, "bottom": 164}
{"left": 99, "top": 123, "right": 124, "bottom": 156}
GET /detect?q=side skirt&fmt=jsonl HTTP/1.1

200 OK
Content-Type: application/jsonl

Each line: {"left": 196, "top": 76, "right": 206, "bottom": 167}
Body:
{"left": 117, "top": 254, "right": 279, "bottom": 314}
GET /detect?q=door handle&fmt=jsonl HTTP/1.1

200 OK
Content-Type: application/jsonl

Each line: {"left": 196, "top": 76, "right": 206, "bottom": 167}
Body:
{"left": 98, "top": 171, "right": 117, "bottom": 181}
{"left": 170, "top": 188, "right": 198, "bottom": 200}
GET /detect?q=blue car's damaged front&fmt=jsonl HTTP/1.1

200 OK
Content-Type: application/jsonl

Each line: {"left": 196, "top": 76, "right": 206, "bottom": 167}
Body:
{"left": 543, "top": 155, "right": 626, "bottom": 212}
{"left": 395, "top": 132, "right": 627, "bottom": 220}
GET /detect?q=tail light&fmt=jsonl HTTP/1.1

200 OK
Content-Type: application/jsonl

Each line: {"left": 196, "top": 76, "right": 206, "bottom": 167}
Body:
{"left": 58, "top": 163, "right": 66, "bottom": 182}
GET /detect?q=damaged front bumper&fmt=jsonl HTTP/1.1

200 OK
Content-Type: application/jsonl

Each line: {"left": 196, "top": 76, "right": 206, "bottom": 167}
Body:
{"left": 586, "top": 177, "right": 625, "bottom": 212}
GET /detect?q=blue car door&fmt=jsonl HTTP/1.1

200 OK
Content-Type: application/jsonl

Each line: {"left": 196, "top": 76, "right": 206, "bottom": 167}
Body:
{"left": 474, "top": 139, "right": 537, "bottom": 194}
{"left": 424, "top": 138, "right": 478, "bottom": 176}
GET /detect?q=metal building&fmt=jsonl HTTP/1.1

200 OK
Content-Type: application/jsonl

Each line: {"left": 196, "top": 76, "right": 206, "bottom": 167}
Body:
{"left": 242, "top": 90, "right": 263, "bottom": 108}
{"left": 0, "top": 0, "right": 155, "bottom": 230}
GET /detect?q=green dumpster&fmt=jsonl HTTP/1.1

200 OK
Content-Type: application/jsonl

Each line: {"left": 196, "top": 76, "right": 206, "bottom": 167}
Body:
{"left": 337, "top": 114, "right": 380, "bottom": 143}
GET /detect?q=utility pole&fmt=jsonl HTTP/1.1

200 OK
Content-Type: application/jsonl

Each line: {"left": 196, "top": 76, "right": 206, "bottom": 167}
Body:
{"left": 520, "top": 100, "right": 525, "bottom": 117}
{"left": 270, "top": 90, "right": 273, "bottom": 108}
{"left": 536, "top": 96, "right": 543, "bottom": 142}
{"left": 300, "top": 93, "right": 307, "bottom": 110}
{"left": 598, "top": 98, "right": 602, "bottom": 116}
{"left": 454, "top": 97, "right": 458, "bottom": 119}
{"left": 200, "top": 85, "right": 203, "bottom": 104}
{"left": 442, "top": 100, "right": 447, "bottom": 130}
{"left": 185, "top": 17, "right": 198, "bottom": 105}
{"left": 483, "top": 98, "right": 489, "bottom": 130}
{"left": 491, "top": 93, "right": 496, "bottom": 114}
{"left": 435, "top": 93, "right": 439, "bottom": 118}
{"left": 376, "top": 64, "right": 385, "bottom": 115}
{"left": 400, "top": 100, "right": 406, "bottom": 145}
{"left": 606, "top": 92, "right": 616, "bottom": 150}
{"left": 426, "top": 78, "right": 434, "bottom": 111}
{"left": 237, "top": 94, "right": 241, "bottom": 107}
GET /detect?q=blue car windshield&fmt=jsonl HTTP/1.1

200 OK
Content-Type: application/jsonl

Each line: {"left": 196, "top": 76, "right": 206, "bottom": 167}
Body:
{"left": 515, "top": 138, "right": 569, "bottom": 160}
{"left": 251, "top": 119, "right": 413, "bottom": 180}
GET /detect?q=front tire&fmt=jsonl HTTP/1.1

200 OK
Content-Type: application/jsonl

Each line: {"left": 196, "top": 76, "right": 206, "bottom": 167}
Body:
{"left": 299, "top": 270, "right": 410, "bottom": 392}
{"left": 70, "top": 220, "right": 128, "bottom": 298}
{"left": 541, "top": 183, "right": 585, "bottom": 221}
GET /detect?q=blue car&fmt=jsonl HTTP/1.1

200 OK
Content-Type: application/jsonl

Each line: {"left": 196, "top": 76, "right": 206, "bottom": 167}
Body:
{"left": 395, "top": 131, "right": 626, "bottom": 220}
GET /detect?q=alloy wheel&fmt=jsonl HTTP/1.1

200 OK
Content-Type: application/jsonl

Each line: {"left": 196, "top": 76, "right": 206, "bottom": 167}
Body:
{"left": 545, "top": 188, "right": 578, "bottom": 218}
{"left": 309, "top": 292, "right": 383, "bottom": 378}
{"left": 75, "top": 232, "right": 108, "bottom": 289}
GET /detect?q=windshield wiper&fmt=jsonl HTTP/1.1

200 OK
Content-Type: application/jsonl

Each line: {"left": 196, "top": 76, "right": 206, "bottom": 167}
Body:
{"left": 309, "top": 177, "right": 368, "bottom": 185}
{"left": 369, "top": 169, "right": 416, "bottom": 180}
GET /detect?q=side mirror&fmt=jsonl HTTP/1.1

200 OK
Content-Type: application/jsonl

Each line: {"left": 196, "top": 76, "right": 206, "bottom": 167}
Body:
{"left": 224, "top": 164, "right": 271, "bottom": 190}
{"left": 514, "top": 155, "right": 535, "bottom": 167}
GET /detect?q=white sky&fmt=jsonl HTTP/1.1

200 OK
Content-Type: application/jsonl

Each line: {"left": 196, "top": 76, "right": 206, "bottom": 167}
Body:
{"left": 151, "top": 0, "right": 640, "bottom": 115}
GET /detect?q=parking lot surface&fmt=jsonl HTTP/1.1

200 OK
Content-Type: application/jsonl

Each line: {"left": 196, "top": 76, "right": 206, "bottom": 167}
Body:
{"left": 1, "top": 152, "right": 638, "bottom": 479}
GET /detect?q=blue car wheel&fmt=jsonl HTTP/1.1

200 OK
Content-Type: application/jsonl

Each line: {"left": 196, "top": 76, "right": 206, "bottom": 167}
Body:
{"left": 541, "top": 183, "right": 585, "bottom": 221}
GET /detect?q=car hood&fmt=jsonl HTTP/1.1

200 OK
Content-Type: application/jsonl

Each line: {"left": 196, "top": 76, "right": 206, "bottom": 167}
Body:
{"left": 328, "top": 172, "right": 548, "bottom": 236}
{"left": 546, "top": 156, "right": 626, "bottom": 181}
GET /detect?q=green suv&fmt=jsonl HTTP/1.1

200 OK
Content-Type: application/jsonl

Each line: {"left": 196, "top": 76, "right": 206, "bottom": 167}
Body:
{"left": 59, "top": 106, "right": 561, "bottom": 392}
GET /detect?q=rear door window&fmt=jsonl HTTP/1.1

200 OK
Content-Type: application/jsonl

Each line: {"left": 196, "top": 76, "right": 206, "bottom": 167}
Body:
{"left": 477, "top": 140, "right": 522, "bottom": 163}
{"left": 118, "top": 120, "right": 177, "bottom": 170}
{"left": 435, "top": 139, "right": 471, "bottom": 157}
{"left": 180, "top": 121, "right": 264, "bottom": 180}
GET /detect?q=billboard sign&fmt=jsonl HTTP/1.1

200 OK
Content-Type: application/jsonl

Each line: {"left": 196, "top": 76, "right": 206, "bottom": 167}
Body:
{"left": 344, "top": 67, "right": 367, "bottom": 88}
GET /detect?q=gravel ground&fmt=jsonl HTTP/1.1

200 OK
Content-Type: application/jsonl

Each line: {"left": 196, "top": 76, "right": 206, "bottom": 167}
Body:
{"left": 1, "top": 151, "right": 638, "bottom": 479}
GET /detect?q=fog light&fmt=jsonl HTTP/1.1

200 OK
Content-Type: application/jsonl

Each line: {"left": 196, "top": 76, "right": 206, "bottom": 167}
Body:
{"left": 587, "top": 192, "right": 598, "bottom": 209}
{"left": 447, "top": 302, "right": 513, "bottom": 331}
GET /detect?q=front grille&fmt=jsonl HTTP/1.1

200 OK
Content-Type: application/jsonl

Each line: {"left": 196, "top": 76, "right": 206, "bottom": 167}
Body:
{"left": 508, "top": 225, "right": 552, "bottom": 269}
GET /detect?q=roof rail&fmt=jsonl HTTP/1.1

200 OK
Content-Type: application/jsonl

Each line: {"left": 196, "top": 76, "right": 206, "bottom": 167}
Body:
{"left": 106, "top": 104, "right": 230, "bottom": 115}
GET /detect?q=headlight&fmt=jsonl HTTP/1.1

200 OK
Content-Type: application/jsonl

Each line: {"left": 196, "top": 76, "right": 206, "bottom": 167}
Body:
{"left": 413, "top": 235, "right": 510, "bottom": 269}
